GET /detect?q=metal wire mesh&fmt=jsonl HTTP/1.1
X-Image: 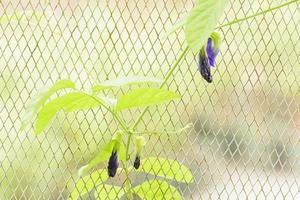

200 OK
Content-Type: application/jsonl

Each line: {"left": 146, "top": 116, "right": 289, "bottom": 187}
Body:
{"left": 1, "top": 0, "right": 300, "bottom": 199}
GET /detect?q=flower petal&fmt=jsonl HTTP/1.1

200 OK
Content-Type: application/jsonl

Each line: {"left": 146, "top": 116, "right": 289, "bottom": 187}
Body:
{"left": 206, "top": 38, "right": 219, "bottom": 67}
{"left": 107, "top": 151, "right": 118, "bottom": 177}
{"left": 198, "top": 52, "right": 213, "bottom": 83}
{"left": 134, "top": 156, "right": 141, "bottom": 169}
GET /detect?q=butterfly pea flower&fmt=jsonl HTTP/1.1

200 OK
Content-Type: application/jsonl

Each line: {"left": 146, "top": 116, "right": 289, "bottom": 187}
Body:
{"left": 206, "top": 38, "right": 219, "bottom": 67}
{"left": 133, "top": 136, "right": 146, "bottom": 169}
{"left": 198, "top": 49, "right": 212, "bottom": 83}
{"left": 107, "top": 132, "right": 122, "bottom": 177}
{"left": 108, "top": 150, "right": 118, "bottom": 177}
{"left": 133, "top": 156, "right": 140, "bottom": 169}
{"left": 198, "top": 32, "right": 221, "bottom": 83}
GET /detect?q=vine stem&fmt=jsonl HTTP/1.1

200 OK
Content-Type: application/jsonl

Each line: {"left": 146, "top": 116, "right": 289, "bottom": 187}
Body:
{"left": 104, "top": 105, "right": 134, "bottom": 199}
{"left": 119, "top": 46, "right": 189, "bottom": 199}
{"left": 217, "top": 0, "right": 300, "bottom": 29}
{"left": 123, "top": 133, "right": 134, "bottom": 199}
{"left": 84, "top": 93, "right": 134, "bottom": 199}
{"left": 119, "top": 46, "right": 189, "bottom": 200}
{"left": 87, "top": 93, "right": 134, "bottom": 199}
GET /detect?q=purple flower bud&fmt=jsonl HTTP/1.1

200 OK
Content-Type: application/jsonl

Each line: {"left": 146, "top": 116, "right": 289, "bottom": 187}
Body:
{"left": 133, "top": 156, "right": 140, "bottom": 169}
{"left": 107, "top": 150, "right": 118, "bottom": 177}
{"left": 206, "top": 38, "right": 219, "bottom": 67}
{"left": 198, "top": 51, "right": 212, "bottom": 83}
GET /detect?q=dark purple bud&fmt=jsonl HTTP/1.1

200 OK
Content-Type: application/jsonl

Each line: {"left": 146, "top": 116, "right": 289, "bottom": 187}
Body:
{"left": 133, "top": 156, "right": 140, "bottom": 169}
{"left": 206, "top": 38, "right": 219, "bottom": 67}
{"left": 107, "top": 150, "right": 118, "bottom": 177}
{"left": 198, "top": 51, "right": 213, "bottom": 83}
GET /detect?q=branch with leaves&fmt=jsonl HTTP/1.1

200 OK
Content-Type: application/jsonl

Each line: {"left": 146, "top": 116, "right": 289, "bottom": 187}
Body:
{"left": 22, "top": 77, "right": 192, "bottom": 199}
{"left": 22, "top": 0, "right": 300, "bottom": 199}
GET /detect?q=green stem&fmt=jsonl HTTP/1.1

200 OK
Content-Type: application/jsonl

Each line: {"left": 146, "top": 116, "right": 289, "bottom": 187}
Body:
{"left": 88, "top": 93, "right": 134, "bottom": 199}
{"left": 122, "top": 160, "right": 133, "bottom": 200}
{"left": 125, "top": 133, "right": 133, "bottom": 161}
{"left": 74, "top": 91, "right": 132, "bottom": 197}
{"left": 123, "top": 133, "right": 134, "bottom": 200}
{"left": 217, "top": 0, "right": 300, "bottom": 29}
{"left": 119, "top": 46, "right": 189, "bottom": 199}
{"left": 107, "top": 108, "right": 134, "bottom": 199}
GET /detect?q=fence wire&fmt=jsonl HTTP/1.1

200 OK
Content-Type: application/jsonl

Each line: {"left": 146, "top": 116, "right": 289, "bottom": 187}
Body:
{"left": 0, "top": 0, "right": 300, "bottom": 199}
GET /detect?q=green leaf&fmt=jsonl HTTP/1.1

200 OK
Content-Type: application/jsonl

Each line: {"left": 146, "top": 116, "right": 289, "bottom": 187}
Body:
{"left": 94, "top": 184, "right": 125, "bottom": 200}
{"left": 92, "top": 76, "right": 162, "bottom": 93}
{"left": 116, "top": 88, "right": 180, "bottom": 111}
{"left": 35, "top": 92, "right": 103, "bottom": 135}
{"left": 21, "top": 80, "right": 75, "bottom": 130}
{"left": 134, "top": 180, "right": 182, "bottom": 200}
{"left": 137, "top": 157, "right": 194, "bottom": 183}
{"left": 164, "top": 14, "right": 188, "bottom": 37}
{"left": 185, "top": 0, "right": 228, "bottom": 52}
{"left": 35, "top": 80, "right": 75, "bottom": 111}
{"left": 69, "top": 169, "right": 108, "bottom": 200}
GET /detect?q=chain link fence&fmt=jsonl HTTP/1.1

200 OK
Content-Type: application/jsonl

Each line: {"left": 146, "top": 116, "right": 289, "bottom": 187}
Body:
{"left": 1, "top": 0, "right": 300, "bottom": 199}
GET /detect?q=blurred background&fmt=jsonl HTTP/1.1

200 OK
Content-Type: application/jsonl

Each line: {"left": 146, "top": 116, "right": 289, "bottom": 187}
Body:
{"left": 0, "top": 0, "right": 300, "bottom": 199}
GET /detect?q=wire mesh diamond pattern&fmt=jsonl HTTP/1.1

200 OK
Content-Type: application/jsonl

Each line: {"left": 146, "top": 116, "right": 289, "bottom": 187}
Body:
{"left": 0, "top": 0, "right": 300, "bottom": 199}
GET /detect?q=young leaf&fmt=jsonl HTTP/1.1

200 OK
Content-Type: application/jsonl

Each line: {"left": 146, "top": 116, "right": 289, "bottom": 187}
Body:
{"left": 133, "top": 180, "right": 182, "bottom": 200}
{"left": 185, "top": 0, "right": 228, "bottom": 52}
{"left": 35, "top": 92, "right": 103, "bottom": 135}
{"left": 92, "top": 76, "right": 162, "bottom": 93}
{"left": 21, "top": 80, "right": 75, "bottom": 130}
{"left": 69, "top": 169, "right": 108, "bottom": 200}
{"left": 137, "top": 157, "right": 194, "bottom": 183}
{"left": 115, "top": 88, "right": 180, "bottom": 111}
{"left": 94, "top": 184, "right": 125, "bottom": 200}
